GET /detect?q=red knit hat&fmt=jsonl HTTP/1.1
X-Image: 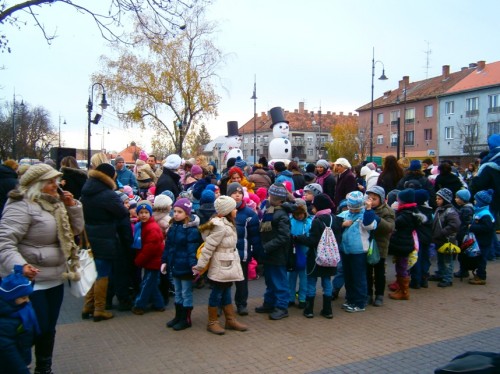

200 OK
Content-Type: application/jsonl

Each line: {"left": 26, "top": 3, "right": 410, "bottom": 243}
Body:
{"left": 228, "top": 166, "right": 244, "bottom": 178}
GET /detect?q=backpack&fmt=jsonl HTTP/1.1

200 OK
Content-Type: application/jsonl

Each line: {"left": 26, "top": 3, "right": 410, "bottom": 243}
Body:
{"left": 315, "top": 216, "right": 340, "bottom": 267}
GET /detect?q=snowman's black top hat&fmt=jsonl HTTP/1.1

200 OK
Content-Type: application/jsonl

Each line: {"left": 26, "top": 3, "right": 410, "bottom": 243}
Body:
{"left": 226, "top": 121, "right": 241, "bottom": 137}
{"left": 269, "top": 106, "right": 289, "bottom": 128}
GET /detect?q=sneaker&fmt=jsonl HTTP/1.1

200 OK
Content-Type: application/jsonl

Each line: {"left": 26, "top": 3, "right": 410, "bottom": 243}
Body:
{"left": 255, "top": 304, "right": 274, "bottom": 313}
{"left": 437, "top": 281, "right": 453, "bottom": 288}
{"left": 341, "top": 302, "right": 353, "bottom": 310}
{"left": 373, "top": 295, "right": 384, "bottom": 307}
{"left": 131, "top": 306, "right": 145, "bottom": 315}
{"left": 345, "top": 305, "right": 365, "bottom": 313}
{"left": 237, "top": 306, "right": 249, "bottom": 316}
{"left": 269, "top": 308, "right": 289, "bottom": 320}
{"left": 468, "top": 277, "right": 486, "bottom": 285}
{"left": 297, "top": 301, "right": 306, "bottom": 309}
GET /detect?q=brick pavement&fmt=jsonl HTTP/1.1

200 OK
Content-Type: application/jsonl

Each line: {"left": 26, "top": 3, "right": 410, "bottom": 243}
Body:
{"left": 48, "top": 257, "right": 500, "bottom": 374}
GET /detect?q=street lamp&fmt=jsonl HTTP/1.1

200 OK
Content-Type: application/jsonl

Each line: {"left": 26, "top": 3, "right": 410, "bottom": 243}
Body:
{"left": 250, "top": 76, "right": 257, "bottom": 164}
{"left": 12, "top": 93, "right": 24, "bottom": 160}
{"left": 395, "top": 95, "right": 401, "bottom": 160}
{"left": 311, "top": 107, "right": 322, "bottom": 160}
{"left": 58, "top": 115, "right": 67, "bottom": 147}
{"left": 87, "top": 83, "right": 109, "bottom": 169}
{"left": 369, "top": 47, "right": 388, "bottom": 161}
{"left": 177, "top": 120, "right": 184, "bottom": 157}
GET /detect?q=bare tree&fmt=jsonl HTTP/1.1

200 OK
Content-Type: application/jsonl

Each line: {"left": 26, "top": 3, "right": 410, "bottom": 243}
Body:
{"left": 0, "top": 0, "right": 205, "bottom": 53}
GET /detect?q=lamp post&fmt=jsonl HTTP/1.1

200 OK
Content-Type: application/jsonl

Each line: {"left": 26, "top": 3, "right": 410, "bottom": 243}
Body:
{"left": 251, "top": 76, "right": 257, "bottom": 164}
{"left": 177, "top": 120, "right": 184, "bottom": 157}
{"left": 12, "top": 93, "right": 24, "bottom": 160}
{"left": 58, "top": 115, "right": 67, "bottom": 147}
{"left": 402, "top": 82, "right": 407, "bottom": 158}
{"left": 87, "top": 83, "right": 109, "bottom": 169}
{"left": 311, "top": 107, "right": 322, "bottom": 160}
{"left": 369, "top": 47, "right": 388, "bottom": 161}
{"left": 395, "top": 95, "right": 401, "bottom": 160}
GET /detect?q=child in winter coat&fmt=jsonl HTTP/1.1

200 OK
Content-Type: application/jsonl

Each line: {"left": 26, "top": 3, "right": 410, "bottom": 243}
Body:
{"left": 429, "top": 188, "right": 461, "bottom": 287}
{"left": 161, "top": 198, "right": 202, "bottom": 331}
{"left": 468, "top": 189, "right": 495, "bottom": 285}
{"left": 303, "top": 183, "right": 323, "bottom": 215}
{"left": 193, "top": 196, "right": 247, "bottom": 335}
{"left": 0, "top": 266, "right": 39, "bottom": 374}
{"left": 454, "top": 189, "right": 475, "bottom": 279}
{"left": 255, "top": 183, "right": 293, "bottom": 320}
{"left": 295, "top": 194, "right": 341, "bottom": 318}
{"left": 288, "top": 199, "right": 313, "bottom": 310}
{"left": 131, "top": 201, "right": 165, "bottom": 315}
{"left": 388, "top": 189, "right": 424, "bottom": 300}
{"left": 338, "top": 191, "right": 377, "bottom": 312}
{"left": 365, "top": 186, "right": 395, "bottom": 307}
{"left": 197, "top": 190, "right": 216, "bottom": 225}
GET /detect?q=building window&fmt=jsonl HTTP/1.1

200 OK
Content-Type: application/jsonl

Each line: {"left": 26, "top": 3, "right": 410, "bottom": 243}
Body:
{"left": 307, "top": 149, "right": 314, "bottom": 156}
{"left": 307, "top": 136, "right": 313, "bottom": 142}
{"left": 488, "top": 94, "right": 500, "bottom": 113}
{"left": 405, "top": 108, "right": 415, "bottom": 124}
{"left": 424, "top": 128, "right": 432, "bottom": 141}
{"left": 466, "top": 97, "right": 479, "bottom": 116}
{"left": 390, "top": 133, "right": 398, "bottom": 147}
{"left": 376, "top": 135, "right": 384, "bottom": 144}
{"left": 377, "top": 113, "right": 384, "bottom": 124}
{"left": 263, "top": 136, "right": 268, "bottom": 143}
{"left": 445, "top": 101, "right": 454, "bottom": 115}
{"left": 488, "top": 122, "right": 500, "bottom": 137}
{"left": 390, "top": 110, "right": 400, "bottom": 125}
{"left": 424, "top": 105, "right": 433, "bottom": 118}
{"left": 244, "top": 138, "right": 249, "bottom": 144}
{"left": 405, "top": 130, "right": 414, "bottom": 146}
{"left": 445, "top": 126, "right": 454, "bottom": 140}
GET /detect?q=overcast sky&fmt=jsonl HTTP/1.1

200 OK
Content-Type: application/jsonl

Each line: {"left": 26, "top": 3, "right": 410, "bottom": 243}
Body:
{"left": 1, "top": 0, "right": 499, "bottom": 156}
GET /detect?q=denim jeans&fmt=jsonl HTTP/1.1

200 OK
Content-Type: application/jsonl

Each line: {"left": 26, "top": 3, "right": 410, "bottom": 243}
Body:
{"left": 341, "top": 252, "right": 367, "bottom": 308}
{"left": 410, "top": 243, "right": 431, "bottom": 284}
{"left": 30, "top": 284, "right": 64, "bottom": 358}
{"left": 306, "top": 275, "right": 333, "bottom": 298}
{"left": 94, "top": 258, "right": 113, "bottom": 279}
{"left": 134, "top": 270, "right": 165, "bottom": 309}
{"left": 437, "top": 253, "right": 454, "bottom": 283}
{"left": 173, "top": 277, "right": 194, "bottom": 307}
{"left": 367, "top": 257, "right": 386, "bottom": 297}
{"left": 332, "top": 259, "right": 344, "bottom": 291}
{"left": 234, "top": 260, "right": 249, "bottom": 307}
{"left": 209, "top": 284, "right": 232, "bottom": 307}
{"left": 263, "top": 264, "right": 290, "bottom": 310}
{"left": 288, "top": 269, "right": 307, "bottom": 302}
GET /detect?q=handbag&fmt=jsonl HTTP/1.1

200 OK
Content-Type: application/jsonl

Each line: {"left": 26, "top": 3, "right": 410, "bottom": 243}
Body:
{"left": 367, "top": 234, "right": 380, "bottom": 265}
{"left": 67, "top": 230, "right": 97, "bottom": 298}
{"left": 437, "top": 241, "right": 461, "bottom": 255}
{"left": 461, "top": 232, "right": 481, "bottom": 257}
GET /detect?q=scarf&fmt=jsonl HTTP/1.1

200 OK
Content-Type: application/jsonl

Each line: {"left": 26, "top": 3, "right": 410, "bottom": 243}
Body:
{"left": 315, "top": 208, "right": 331, "bottom": 217}
{"left": 474, "top": 205, "right": 495, "bottom": 222}
{"left": 397, "top": 202, "right": 417, "bottom": 211}
{"left": 132, "top": 221, "right": 143, "bottom": 249}
{"left": 315, "top": 169, "right": 332, "bottom": 188}
{"left": 260, "top": 202, "right": 283, "bottom": 233}
{"left": 9, "top": 301, "right": 41, "bottom": 336}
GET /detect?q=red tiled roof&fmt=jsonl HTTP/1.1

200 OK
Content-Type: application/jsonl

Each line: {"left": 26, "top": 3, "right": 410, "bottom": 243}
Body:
{"left": 117, "top": 143, "right": 142, "bottom": 163}
{"left": 446, "top": 61, "right": 500, "bottom": 94}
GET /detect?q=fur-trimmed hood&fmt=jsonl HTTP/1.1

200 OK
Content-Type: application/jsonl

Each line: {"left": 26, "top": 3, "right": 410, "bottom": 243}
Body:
{"left": 61, "top": 166, "right": 87, "bottom": 178}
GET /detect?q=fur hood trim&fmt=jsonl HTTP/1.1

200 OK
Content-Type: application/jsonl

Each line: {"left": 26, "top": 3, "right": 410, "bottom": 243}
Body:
{"left": 61, "top": 166, "right": 87, "bottom": 177}
{"left": 88, "top": 169, "right": 116, "bottom": 190}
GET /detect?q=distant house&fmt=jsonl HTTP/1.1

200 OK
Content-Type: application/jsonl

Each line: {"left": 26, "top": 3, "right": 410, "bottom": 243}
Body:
{"left": 116, "top": 141, "right": 142, "bottom": 164}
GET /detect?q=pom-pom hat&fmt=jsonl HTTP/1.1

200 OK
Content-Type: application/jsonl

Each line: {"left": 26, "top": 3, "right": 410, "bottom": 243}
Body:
{"left": 346, "top": 191, "right": 364, "bottom": 210}
{"left": 214, "top": 195, "right": 236, "bottom": 216}
{"left": 474, "top": 189, "right": 493, "bottom": 207}
{"left": 436, "top": 188, "right": 453, "bottom": 204}
{"left": 154, "top": 194, "right": 173, "bottom": 209}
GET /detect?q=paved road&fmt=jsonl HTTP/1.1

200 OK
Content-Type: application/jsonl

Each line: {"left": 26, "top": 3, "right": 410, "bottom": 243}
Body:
{"left": 49, "top": 256, "right": 500, "bottom": 373}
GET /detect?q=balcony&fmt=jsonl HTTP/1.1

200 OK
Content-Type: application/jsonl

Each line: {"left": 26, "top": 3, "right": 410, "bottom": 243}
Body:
{"left": 390, "top": 141, "right": 398, "bottom": 147}
{"left": 391, "top": 120, "right": 399, "bottom": 125}
{"left": 466, "top": 109, "right": 479, "bottom": 117}
{"left": 405, "top": 118, "right": 415, "bottom": 125}
{"left": 463, "top": 143, "right": 489, "bottom": 154}
{"left": 292, "top": 138, "right": 305, "bottom": 145}
{"left": 488, "top": 106, "right": 500, "bottom": 113}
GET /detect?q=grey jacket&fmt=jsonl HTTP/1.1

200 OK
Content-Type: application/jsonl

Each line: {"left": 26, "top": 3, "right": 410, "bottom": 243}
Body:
{"left": 0, "top": 197, "right": 84, "bottom": 283}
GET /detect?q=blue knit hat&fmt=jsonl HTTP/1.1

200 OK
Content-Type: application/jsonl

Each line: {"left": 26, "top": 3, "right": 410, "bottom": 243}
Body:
{"left": 200, "top": 190, "right": 216, "bottom": 204}
{"left": 136, "top": 200, "right": 153, "bottom": 215}
{"left": 398, "top": 188, "right": 415, "bottom": 204}
{"left": 346, "top": 191, "right": 364, "bottom": 210}
{"left": 436, "top": 188, "right": 453, "bottom": 204}
{"left": 161, "top": 190, "right": 175, "bottom": 202}
{"left": 456, "top": 189, "right": 471, "bottom": 203}
{"left": 488, "top": 134, "right": 500, "bottom": 150}
{"left": 234, "top": 156, "right": 247, "bottom": 170}
{"left": 474, "top": 189, "right": 493, "bottom": 207}
{"left": 408, "top": 160, "right": 422, "bottom": 171}
{"left": 268, "top": 183, "right": 288, "bottom": 199}
{"left": 0, "top": 266, "right": 33, "bottom": 301}
{"left": 414, "top": 189, "right": 430, "bottom": 205}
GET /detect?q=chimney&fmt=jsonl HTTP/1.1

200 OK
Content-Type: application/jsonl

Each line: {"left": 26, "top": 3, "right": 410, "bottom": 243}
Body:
{"left": 327, "top": 111, "right": 331, "bottom": 115}
{"left": 399, "top": 76, "right": 410, "bottom": 89}
{"left": 339, "top": 111, "right": 344, "bottom": 116}
{"left": 477, "top": 60, "right": 486, "bottom": 71}
{"left": 298, "top": 101, "right": 304, "bottom": 114}
{"left": 461, "top": 67, "right": 468, "bottom": 71}
{"left": 442, "top": 65, "right": 450, "bottom": 80}
{"left": 469, "top": 63, "right": 478, "bottom": 69}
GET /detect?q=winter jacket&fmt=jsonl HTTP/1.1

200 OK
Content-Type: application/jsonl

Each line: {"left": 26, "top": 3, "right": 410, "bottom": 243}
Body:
{"left": 197, "top": 203, "right": 216, "bottom": 225}
{"left": 371, "top": 203, "right": 395, "bottom": 259}
{"left": 415, "top": 204, "right": 433, "bottom": 248}
{"left": 290, "top": 215, "right": 313, "bottom": 269}
{"left": 152, "top": 211, "right": 171, "bottom": 235}
{"left": 234, "top": 202, "right": 263, "bottom": 262}
{"left": 470, "top": 206, "right": 495, "bottom": 250}
{"left": 116, "top": 167, "right": 138, "bottom": 193}
{"left": 163, "top": 215, "right": 201, "bottom": 278}
{"left": 134, "top": 217, "right": 164, "bottom": 270}
{"left": 0, "top": 298, "right": 34, "bottom": 374}
{"left": 155, "top": 168, "right": 182, "bottom": 199}
{"left": 196, "top": 216, "right": 243, "bottom": 282}
{"left": 80, "top": 170, "right": 130, "bottom": 260}
{"left": 365, "top": 170, "right": 380, "bottom": 191}
{"left": 397, "top": 173, "right": 436, "bottom": 208}
{"left": 338, "top": 209, "right": 377, "bottom": 255}
{"left": 334, "top": 169, "right": 356, "bottom": 209}
{"left": 388, "top": 204, "right": 424, "bottom": 257}
{"left": 60, "top": 166, "right": 87, "bottom": 200}
{"left": 432, "top": 204, "right": 461, "bottom": 248}
{"left": 470, "top": 148, "right": 500, "bottom": 214}
{"left": 247, "top": 169, "right": 272, "bottom": 190}
{"left": 457, "top": 203, "right": 474, "bottom": 244}
{"left": 291, "top": 170, "right": 306, "bottom": 191}
{"left": 275, "top": 170, "right": 295, "bottom": 191}
{"left": 0, "top": 165, "right": 18, "bottom": 220}
{"left": 434, "top": 173, "right": 464, "bottom": 200}
{"left": 295, "top": 213, "right": 341, "bottom": 277}
{"left": 191, "top": 177, "right": 212, "bottom": 200}
{"left": 0, "top": 192, "right": 84, "bottom": 282}
{"left": 259, "top": 204, "right": 292, "bottom": 266}
{"left": 135, "top": 162, "right": 156, "bottom": 190}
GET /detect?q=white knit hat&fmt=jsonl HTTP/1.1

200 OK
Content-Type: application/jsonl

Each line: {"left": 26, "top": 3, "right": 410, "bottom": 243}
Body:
{"left": 20, "top": 164, "right": 62, "bottom": 187}
{"left": 154, "top": 194, "right": 172, "bottom": 209}
{"left": 164, "top": 154, "right": 182, "bottom": 170}
{"left": 214, "top": 196, "right": 236, "bottom": 216}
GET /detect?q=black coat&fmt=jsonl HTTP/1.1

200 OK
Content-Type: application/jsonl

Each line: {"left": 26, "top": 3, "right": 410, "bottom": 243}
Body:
{"left": 291, "top": 171, "right": 306, "bottom": 191}
{"left": 388, "top": 206, "right": 422, "bottom": 257}
{"left": 334, "top": 169, "right": 356, "bottom": 209}
{"left": 295, "top": 213, "right": 342, "bottom": 277}
{"left": 80, "top": 170, "right": 129, "bottom": 260}
{"left": 470, "top": 155, "right": 500, "bottom": 214}
{"left": 155, "top": 168, "right": 182, "bottom": 199}
{"left": 60, "top": 166, "right": 87, "bottom": 200}
{"left": 397, "top": 173, "right": 437, "bottom": 208}
{"left": 434, "top": 173, "right": 464, "bottom": 199}
{"left": 260, "top": 205, "right": 291, "bottom": 266}
{"left": 0, "top": 165, "right": 18, "bottom": 220}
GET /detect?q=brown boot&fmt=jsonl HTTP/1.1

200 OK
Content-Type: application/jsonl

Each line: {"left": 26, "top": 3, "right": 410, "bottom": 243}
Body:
{"left": 207, "top": 306, "right": 225, "bottom": 335}
{"left": 81, "top": 284, "right": 95, "bottom": 319}
{"left": 222, "top": 305, "right": 248, "bottom": 331}
{"left": 389, "top": 276, "right": 410, "bottom": 300}
{"left": 468, "top": 276, "right": 486, "bottom": 285}
{"left": 93, "top": 277, "right": 114, "bottom": 322}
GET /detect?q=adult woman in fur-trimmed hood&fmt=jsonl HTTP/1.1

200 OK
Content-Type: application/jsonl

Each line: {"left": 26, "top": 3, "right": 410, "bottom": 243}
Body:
{"left": 0, "top": 163, "right": 84, "bottom": 374}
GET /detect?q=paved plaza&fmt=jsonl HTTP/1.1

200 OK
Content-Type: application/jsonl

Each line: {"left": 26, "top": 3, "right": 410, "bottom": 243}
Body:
{"left": 49, "top": 256, "right": 500, "bottom": 373}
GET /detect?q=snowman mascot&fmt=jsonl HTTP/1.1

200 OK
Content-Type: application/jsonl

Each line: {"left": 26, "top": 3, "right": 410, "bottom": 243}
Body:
{"left": 223, "top": 121, "right": 243, "bottom": 164}
{"left": 268, "top": 106, "right": 292, "bottom": 164}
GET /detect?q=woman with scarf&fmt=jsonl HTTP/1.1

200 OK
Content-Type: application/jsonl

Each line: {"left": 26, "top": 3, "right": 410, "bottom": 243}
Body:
{"left": 0, "top": 163, "right": 84, "bottom": 374}
{"left": 315, "top": 160, "right": 336, "bottom": 203}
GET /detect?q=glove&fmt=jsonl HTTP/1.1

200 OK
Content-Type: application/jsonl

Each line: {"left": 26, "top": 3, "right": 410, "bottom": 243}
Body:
{"left": 160, "top": 263, "right": 167, "bottom": 275}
